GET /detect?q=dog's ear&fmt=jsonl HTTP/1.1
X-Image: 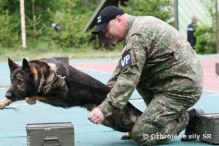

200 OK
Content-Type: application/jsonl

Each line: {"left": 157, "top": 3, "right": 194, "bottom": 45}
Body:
{"left": 22, "top": 58, "right": 31, "bottom": 73}
{"left": 22, "top": 58, "right": 38, "bottom": 79}
{"left": 8, "top": 58, "right": 19, "bottom": 73}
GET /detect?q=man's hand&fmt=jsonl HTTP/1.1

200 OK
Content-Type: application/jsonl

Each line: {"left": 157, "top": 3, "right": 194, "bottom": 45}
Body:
{"left": 88, "top": 107, "right": 104, "bottom": 124}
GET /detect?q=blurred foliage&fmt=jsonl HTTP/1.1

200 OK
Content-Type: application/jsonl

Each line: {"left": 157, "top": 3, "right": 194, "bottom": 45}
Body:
{"left": 0, "top": 0, "right": 99, "bottom": 49}
{"left": 122, "top": 0, "right": 172, "bottom": 22}
{"left": 192, "top": 1, "right": 216, "bottom": 54}
{"left": 3, "top": 0, "right": 211, "bottom": 53}
{"left": 0, "top": 10, "right": 19, "bottom": 48}
{"left": 194, "top": 25, "right": 216, "bottom": 54}
{"left": 0, "top": 0, "right": 174, "bottom": 49}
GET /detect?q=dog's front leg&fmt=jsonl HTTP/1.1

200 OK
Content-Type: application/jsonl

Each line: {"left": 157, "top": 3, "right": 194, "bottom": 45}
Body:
{"left": 25, "top": 97, "right": 37, "bottom": 105}
{"left": 0, "top": 98, "right": 12, "bottom": 109}
{"left": 25, "top": 95, "right": 48, "bottom": 105}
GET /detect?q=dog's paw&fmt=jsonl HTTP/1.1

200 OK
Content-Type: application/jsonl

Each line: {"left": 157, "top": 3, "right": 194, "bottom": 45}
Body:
{"left": 25, "top": 97, "right": 36, "bottom": 105}
{"left": 0, "top": 103, "right": 4, "bottom": 109}
{"left": 0, "top": 98, "right": 12, "bottom": 109}
{"left": 121, "top": 132, "right": 131, "bottom": 140}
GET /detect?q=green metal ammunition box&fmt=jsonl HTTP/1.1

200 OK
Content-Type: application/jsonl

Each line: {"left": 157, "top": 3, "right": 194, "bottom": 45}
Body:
{"left": 26, "top": 122, "right": 74, "bottom": 146}
{"left": 195, "top": 113, "right": 219, "bottom": 144}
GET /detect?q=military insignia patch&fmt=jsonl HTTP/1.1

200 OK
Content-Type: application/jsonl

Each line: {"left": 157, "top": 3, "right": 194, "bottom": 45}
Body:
{"left": 119, "top": 51, "right": 132, "bottom": 69}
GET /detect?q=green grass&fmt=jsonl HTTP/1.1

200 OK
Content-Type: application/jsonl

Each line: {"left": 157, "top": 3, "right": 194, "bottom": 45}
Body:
{"left": 0, "top": 44, "right": 122, "bottom": 62}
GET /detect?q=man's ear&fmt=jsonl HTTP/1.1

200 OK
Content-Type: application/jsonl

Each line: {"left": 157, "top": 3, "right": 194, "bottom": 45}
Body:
{"left": 8, "top": 58, "right": 19, "bottom": 74}
{"left": 116, "top": 15, "right": 122, "bottom": 22}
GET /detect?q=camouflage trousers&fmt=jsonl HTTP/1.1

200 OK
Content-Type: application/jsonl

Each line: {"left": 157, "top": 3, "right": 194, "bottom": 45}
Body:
{"left": 131, "top": 93, "right": 200, "bottom": 146}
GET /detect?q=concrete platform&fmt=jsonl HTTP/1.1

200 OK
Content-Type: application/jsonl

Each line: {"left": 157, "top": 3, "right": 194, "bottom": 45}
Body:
{"left": 0, "top": 57, "right": 219, "bottom": 146}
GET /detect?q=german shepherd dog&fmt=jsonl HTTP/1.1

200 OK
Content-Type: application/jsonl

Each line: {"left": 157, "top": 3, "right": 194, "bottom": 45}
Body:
{"left": 1, "top": 58, "right": 142, "bottom": 138}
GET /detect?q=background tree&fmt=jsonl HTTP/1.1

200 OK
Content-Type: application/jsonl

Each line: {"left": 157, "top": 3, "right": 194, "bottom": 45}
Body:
{"left": 122, "top": 0, "right": 172, "bottom": 22}
{"left": 193, "top": 0, "right": 216, "bottom": 54}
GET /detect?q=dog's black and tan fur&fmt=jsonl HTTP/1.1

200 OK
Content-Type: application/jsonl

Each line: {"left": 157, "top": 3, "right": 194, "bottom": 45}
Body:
{"left": 5, "top": 58, "right": 142, "bottom": 136}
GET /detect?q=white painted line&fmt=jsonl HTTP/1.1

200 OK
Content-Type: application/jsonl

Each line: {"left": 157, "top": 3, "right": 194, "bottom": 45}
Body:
{"left": 204, "top": 90, "right": 219, "bottom": 94}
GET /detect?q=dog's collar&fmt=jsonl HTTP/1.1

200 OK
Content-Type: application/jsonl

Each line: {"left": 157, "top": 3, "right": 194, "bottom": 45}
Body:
{"left": 37, "top": 72, "right": 65, "bottom": 94}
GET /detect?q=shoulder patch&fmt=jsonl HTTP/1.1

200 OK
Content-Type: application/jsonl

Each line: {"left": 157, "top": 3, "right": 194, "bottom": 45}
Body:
{"left": 119, "top": 51, "right": 132, "bottom": 69}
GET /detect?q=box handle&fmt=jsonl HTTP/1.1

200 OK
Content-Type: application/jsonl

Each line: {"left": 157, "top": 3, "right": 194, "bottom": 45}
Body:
{"left": 43, "top": 136, "right": 61, "bottom": 146}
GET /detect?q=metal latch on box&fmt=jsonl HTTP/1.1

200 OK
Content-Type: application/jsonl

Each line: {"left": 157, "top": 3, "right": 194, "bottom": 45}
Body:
{"left": 43, "top": 136, "right": 61, "bottom": 146}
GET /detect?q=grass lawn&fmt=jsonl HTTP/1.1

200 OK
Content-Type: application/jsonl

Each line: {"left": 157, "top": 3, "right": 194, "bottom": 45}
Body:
{"left": 0, "top": 45, "right": 122, "bottom": 62}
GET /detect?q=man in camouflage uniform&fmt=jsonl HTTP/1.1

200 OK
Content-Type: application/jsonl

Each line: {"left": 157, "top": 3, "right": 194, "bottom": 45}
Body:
{"left": 88, "top": 6, "right": 203, "bottom": 146}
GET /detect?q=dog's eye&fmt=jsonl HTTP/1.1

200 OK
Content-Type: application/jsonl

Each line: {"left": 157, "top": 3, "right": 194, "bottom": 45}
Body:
{"left": 17, "top": 79, "right": 24, "bottom": 84}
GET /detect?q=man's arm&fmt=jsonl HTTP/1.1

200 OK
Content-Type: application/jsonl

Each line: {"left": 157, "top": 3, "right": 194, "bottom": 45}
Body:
{"left": 106, "top": 64, "right": 120, "bottom": 88}
{"left": 98, "top": 35, "right": 147, "bottom": 116}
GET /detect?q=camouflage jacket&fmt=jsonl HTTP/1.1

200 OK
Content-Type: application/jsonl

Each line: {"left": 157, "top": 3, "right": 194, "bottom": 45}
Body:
{"left": 98, "top": 15, "right": 203, "bottom": 116}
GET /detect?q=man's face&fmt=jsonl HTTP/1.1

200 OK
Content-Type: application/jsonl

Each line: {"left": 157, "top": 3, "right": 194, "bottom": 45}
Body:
{"left": 102, "top": 18, "right": 125, "bottom": 44}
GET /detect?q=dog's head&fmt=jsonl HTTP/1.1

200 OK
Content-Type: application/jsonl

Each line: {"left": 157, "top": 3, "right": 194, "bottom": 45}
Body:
{"left": 5, "top": 58, "right": 38, "bottom": 101}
